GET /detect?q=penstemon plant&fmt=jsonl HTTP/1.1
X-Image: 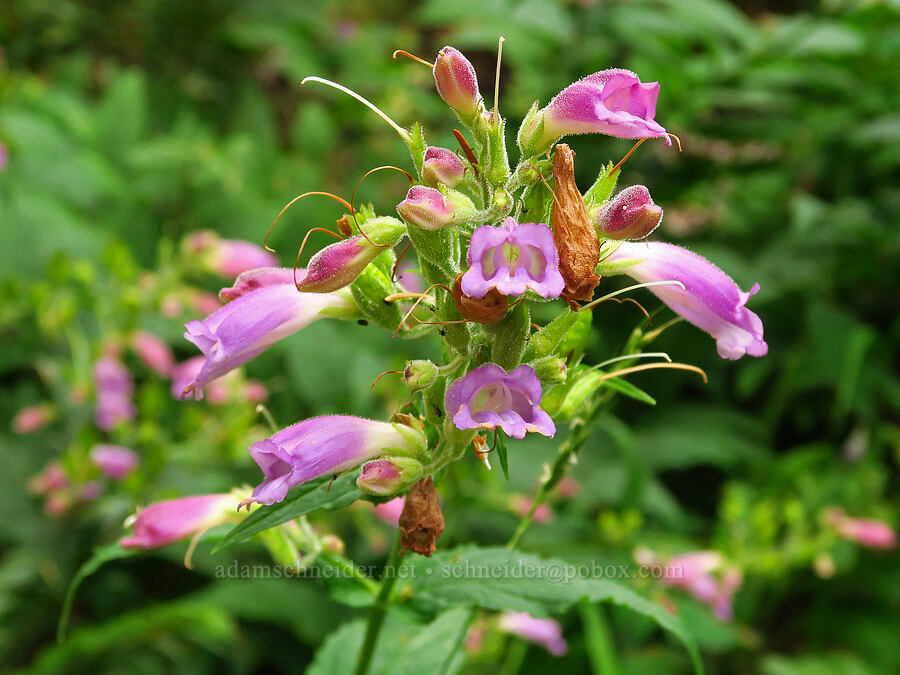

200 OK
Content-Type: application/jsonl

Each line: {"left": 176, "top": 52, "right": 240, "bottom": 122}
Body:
{"left": 115, "top": 39, "right": 769, "bottom": 674}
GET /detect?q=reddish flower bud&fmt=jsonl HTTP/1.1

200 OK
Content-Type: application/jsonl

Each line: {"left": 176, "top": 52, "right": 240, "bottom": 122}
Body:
{"left": 11, "top": 403, "right": 55, "bottom": 434}
{"left": 296, "top": 218, "right": 406, "bottom": 292}
{"left": 91, "top": 444, "right": 138, "bottom": 480}
{"left": 433, "top": 46, "right": 481, "bottom": 118}
{"left": 422, "top": 146, "right": 466, "bottom": 187}
{"left": 397, "top": 186, "right": 457, "bottom": 230}
{"left": 131, "top": 331, "right": 175, "bottom": 377}
{"left": 595, "top": 185, "right": 663, "bottom": 240}
{"left": 357, "top": 456, "right": 424, "bottom": 497}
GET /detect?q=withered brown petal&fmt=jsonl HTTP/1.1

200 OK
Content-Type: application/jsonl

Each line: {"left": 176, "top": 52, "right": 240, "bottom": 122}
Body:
{"left": 551, "top": 143, "right": 601, "bottom": 308}
{"left": 399, "top": 476, "right": 445, "bottom": 557}
{"left": 451, "top": 274, "right": 508, "bottom": 325}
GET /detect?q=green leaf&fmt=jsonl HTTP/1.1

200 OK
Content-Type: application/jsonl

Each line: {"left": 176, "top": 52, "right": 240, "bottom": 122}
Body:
{"left": 399, "top": 546, "right": 703, "bottom": 674}
{"left": 495, "top": 433, "right": 509, "bottom": 481}
{"left": 600, "top": 377, "right": 657, "bottom": 406}
{"left": 42, "top": 600, "right": 234, "bottom": 673}
{"left": 58, "top": 542, "right": 137, "bottom": 642}
{"left": 308, "top": 608, "right": 469, "bottom": 675}
{"left": 391, "top": 607, "right": 470, "bottom": 675}
{"left": 213, "top": 473, "right": 364, "bottom": 552}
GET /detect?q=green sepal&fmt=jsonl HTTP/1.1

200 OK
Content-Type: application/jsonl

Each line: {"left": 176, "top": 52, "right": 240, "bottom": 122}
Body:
{"left": 490, "top": 300, "right": 530, "bottom": 371}
{"left": 435, "top": 286, "right": 477, "bottom": 357}
{"left": 360, "top": 216, "right": 407, "bottom": 247}
{"left": 349, "top": 260, "right": 402, "bottom": 330}
{"left": 495, "top": 432, "right": 509, "bottom": 480}
{"left": 540, "top": 365, "right": 602, "bottom": 420}
{"left": 522, "top": 308, "right": 580, "bottom": 362}
{"left": 423, "top": 375, "right": 448, "bottom": 433}
{"left": 406, "top": 226, "right": 459, "bottom": 280}
{"left": 481, "top": 116, "right": 511, "bottom": 187}
{"left": 585, "top": 163, "right": 620, "bottom": 208}
{"left": 408, "top": 121, "right": 427, "bottom": 179}
{"left": 530, "top": 355, "right": 567, "bottom": 387}
{"left": 516, "top": 100, "right": 545, "bottom": 158}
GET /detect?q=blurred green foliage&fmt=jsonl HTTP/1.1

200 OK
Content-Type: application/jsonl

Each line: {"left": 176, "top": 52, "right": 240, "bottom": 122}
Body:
{"left": 1, "top": 0, "right": 898, "bottom": 673}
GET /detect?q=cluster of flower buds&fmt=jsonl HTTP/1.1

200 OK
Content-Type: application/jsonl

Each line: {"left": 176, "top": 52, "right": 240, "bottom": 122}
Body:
{"left": 162, "top": 42, "right": 767, "bottom": 561}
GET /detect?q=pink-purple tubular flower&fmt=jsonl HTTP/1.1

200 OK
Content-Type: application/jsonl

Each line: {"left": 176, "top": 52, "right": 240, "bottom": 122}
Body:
{"left": 462, "top": 218, "right": 564, "bottom": 299}
{"left": 445, "top": 364, "right": 555, "bottom": 440}
{"left": 188, "top": 231, "right": 278, "bottom": 278}
{"left": 607, "top": 242, "right": 768, "bottom": 360}
{"left": 91, "top": 445, "right": 138, "bottom": 480}
{"left": 827, "top": 508, "right": 897, "bottom": 549}
{"left": 219, "top": 267, "right": 295, "bottom": 303}
{"left": 498, "top": 612, "right": 568, "bottom": 656}
{"left": 182, "top": 269, "right": 355, "bottom": 398}
{"left": 131, "top": 331, "right": 175, "bottom": 377}
{"left": 663, "top": 551, "right": 742, "bottom": 621}
{"left": 523, "top": 69, "right": 669, "bottom": 154}
{"left": 249, "top": 416, "right": 427, "bottom": 505}
{"left": 93, "top": 355, "right": 136, "bottom": 430}
{"left": 372, "top": 496, "right": 405, "bottom": 527}
{"left": 120, "top": 494, "right": 235, "bottom": 549}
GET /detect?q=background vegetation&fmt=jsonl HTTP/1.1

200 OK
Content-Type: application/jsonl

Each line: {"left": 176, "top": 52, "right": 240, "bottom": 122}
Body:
{"left": 1, "top": 0, "right": 898, "bottom": 672}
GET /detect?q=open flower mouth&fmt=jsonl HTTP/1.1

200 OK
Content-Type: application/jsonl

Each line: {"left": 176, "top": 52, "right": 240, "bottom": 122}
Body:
{"left": 480, "top": 242, "right": 549, "bottom": 282}
{"left": 463, "top": 219, "right": 564, "bottom": 299}
{"left": 447, "top": 364, "right": 555, "bottom": 440}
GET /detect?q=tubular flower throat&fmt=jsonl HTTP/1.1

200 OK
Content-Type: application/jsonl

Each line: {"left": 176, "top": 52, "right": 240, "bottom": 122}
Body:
{"left": 462, "top": 218, "right": 565, "bottom": 299}
{"left": 445, "top": 363, "right": 555, "bottom": 440}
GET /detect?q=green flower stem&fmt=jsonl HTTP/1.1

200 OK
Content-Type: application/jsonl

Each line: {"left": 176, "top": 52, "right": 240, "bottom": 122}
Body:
{"left": 318, "top": 553, "right": 379, "bottom": 597}
{"left": 498, "top": 638, "right": 529, "bottom": 675}
{"left": 507, "top": 403, "right": 602, "bottom": 550}
{"left": 579, "top": 599, "right": 620, "bottom": 675}
{"left": 354, "top": 530, "right": 403, "bottom": 675}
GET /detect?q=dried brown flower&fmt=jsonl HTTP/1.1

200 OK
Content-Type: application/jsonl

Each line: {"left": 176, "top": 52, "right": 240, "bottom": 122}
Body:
{"left": 451, "top": 274, "right": 508, "bottom": 325}
{"left": 551, "top": 143, "right": 601, "bottom": 308}
{"left": 399, "top": 477, "right": 445, "bottom": 556}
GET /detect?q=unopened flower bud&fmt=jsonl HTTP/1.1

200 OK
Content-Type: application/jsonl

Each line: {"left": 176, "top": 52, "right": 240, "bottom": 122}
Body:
{"left": 434, "top": 46, "right": 481, "bottom": 119}
{"left": 356, "top": 457, "right": 424, "bottom": 497}
{"left": 404, "top": 359, "right": 439, "bottom": 391}
{"left": 296, "top": 217, "right": 406, "bottom": 292}
{"left": 595, "top": 185, "right": 663, "bottom": 240}
{"left": 91, "top": 444, "right": 138, "bottom": 480}
{"left": 531, "top": 356, "right": 567, "bottom": 386}
{"left": 12, "top": 403, "right": 55, "bottom": 434}
{"left": 320, "top": 534, "right": 345, "bottom": 554}
{"left": 131, "top": 331, "right": 174, "bottom": 377}
{"left": 491, "top": 188, "right": 513, "bottom": 214}
{"left": 422, "top": 146, "right": 465, "bottom": 187}
{"left": 396, "top": 186, "right": 474, "bottom": 231}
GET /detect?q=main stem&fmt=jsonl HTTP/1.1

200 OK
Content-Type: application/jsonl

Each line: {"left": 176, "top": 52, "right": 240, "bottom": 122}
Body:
{"left": 437, "top": 404, "right": 605, "bottom": 675}
{"left": 354, "top": 531, "right": 403, "bottom": 675}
